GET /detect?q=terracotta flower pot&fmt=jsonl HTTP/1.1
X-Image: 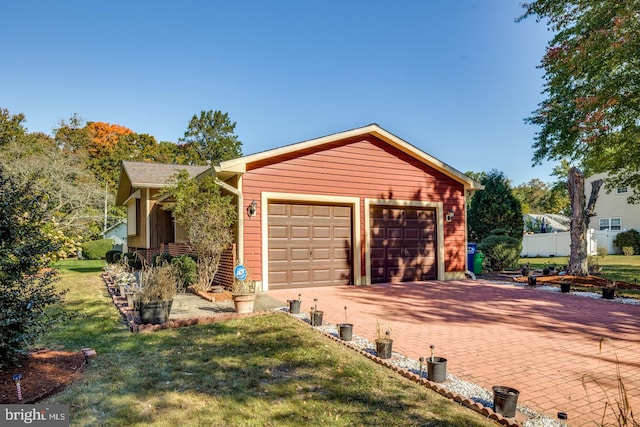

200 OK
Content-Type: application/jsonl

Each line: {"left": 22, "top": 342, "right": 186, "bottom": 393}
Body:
{"left": 233, "top": 294, "right": 256, "bottom": 314}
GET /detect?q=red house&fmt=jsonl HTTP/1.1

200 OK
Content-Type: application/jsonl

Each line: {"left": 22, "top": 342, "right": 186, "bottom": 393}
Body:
{"left": 116, "top": 124, "right": 482, "bottom": 290}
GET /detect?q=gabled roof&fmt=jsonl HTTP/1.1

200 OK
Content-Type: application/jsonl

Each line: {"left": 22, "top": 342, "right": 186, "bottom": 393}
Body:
{"left": 217, "top": 124, "right": 483, "bottom": 190}
{"left": 116, "top": 161, "right": 211, "bottom": 205}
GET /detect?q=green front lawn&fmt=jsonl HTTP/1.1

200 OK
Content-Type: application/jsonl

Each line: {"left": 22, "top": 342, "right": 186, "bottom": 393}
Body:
{"left": 41, "top": 260, "right": 496, "bottom": 426}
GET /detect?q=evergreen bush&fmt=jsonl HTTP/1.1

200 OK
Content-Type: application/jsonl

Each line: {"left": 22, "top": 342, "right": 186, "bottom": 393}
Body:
{"left": 478, "top": 229, "right": 522, "bottom": 272}
{"left": 614, "top": 229, "right": 640, "bottom": 255}
{"left": 81, "top": 239, "right": 113, "bottom": 260}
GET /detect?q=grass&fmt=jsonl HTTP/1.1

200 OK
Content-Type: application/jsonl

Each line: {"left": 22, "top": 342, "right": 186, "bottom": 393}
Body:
{"left": 40, "top": 260, "right": 496, "bottom": 427}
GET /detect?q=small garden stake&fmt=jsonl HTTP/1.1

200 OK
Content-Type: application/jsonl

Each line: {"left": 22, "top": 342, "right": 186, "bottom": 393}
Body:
{"left": 430, "top": 344, "right": 435, "bottom": 363}
{"left": 419, "top": 357, "right": 424, "bottom": 378}
{"left": 12, "top": 373, "right": 22, "bottom": 401}
{"left": 344, "top": 306, "right": 348, "bottom": 323}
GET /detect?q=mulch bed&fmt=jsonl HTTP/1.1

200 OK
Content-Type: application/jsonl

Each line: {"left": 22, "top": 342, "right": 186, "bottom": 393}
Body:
{"left": 486, "top": 271, "right": 640, "bottom": 290}
{"left": 0, "top": 350, "right": 86, "bottom": 404}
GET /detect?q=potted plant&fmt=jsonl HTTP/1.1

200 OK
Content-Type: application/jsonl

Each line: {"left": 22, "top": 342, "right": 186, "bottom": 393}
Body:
{"left": 310, "top": 298, "right": 323, "bottom": 326}
{"left": 602, "top": 281, "right": 616, "bottom": 299}
{"left": 288, "top": 293, "right": 301, "bottom": 314}
{"left": 338, "top": 306, "right": 353, "bottom": 341}
{"left": 232, "top": 278, "right": 258, "bottom": 314}
{"left": 375, "top": 320, "right": 393, "bottom": 359}
{"left": 560, "top": 280, "right": 571, "bottom": 293}
{"left": 426, "top": 344, "right": 447, "bottom": 383}
{"left": 137, "top": 264, "right": 178, "bottom": 324}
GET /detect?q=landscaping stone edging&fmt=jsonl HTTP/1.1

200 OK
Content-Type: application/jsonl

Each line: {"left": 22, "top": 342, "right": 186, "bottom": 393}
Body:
{"left": 102, "top": 275, "right": 272, "bottom": 333}
{"left": 286, "top": 312, "right": 521, "bottom": 427}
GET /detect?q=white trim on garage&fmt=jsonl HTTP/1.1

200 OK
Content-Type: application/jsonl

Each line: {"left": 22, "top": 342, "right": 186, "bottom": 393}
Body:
{"left": 260, "top": 192, "right": 361, "bottom": 291}
{"left": 364, "top": 198, "right": 445, "bottom": 284}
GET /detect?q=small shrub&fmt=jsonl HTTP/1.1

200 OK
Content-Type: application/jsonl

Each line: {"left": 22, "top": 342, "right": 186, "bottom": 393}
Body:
{"left": 623, "top": 246, "right": 635, "bottom": 256}
{"left": 152, "top": 253, "right": 174, "bottom": 266}
{"left": 614, "top": 229, "right": 640, "bottom": 254}
{"left": 596, "top": 246, "right": 607, "bottom": 258}
{"left": 81, "top": 239, "right": 113, "bottom": 260}
{"left": 478, "top": 230, "right": 522, "bottom": 272}
{"left": 105, "top": 250, "right": 122, "bottom": 264}
{"left": 123, "top": 252, "right": 143, "bottom": 270}
{"left": 172, "top": 255, "right": 198, "bottom": 289}
{"left": 113, "top": 252, "right": 122, "bottom": 263}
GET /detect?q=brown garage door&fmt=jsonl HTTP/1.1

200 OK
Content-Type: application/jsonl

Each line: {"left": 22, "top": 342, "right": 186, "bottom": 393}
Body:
{"left": 370, "top": 206, "right": 437, "bottom": 283}
{"left": 268, "top": 202, "right": 352, "bottom": 289}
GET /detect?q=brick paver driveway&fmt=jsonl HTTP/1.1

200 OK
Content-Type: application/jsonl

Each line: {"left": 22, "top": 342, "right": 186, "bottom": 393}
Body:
{"left": 268, "top": 280, "right": 640, "bottom": 426}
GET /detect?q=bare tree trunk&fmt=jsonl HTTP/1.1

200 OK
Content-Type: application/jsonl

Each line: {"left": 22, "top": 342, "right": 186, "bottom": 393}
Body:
{"left": 567, "top": 167, "right": 603, "bottom": 275}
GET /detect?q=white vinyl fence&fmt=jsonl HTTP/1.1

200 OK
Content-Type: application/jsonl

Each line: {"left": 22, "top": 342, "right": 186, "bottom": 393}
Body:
{"left": 520, "top": 229, "right": 622, "bottom": 257}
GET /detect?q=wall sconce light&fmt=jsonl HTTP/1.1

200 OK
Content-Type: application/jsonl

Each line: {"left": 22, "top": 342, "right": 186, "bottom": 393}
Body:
{"left": 445, "top": 208, "right": 455, "bottom": 222}
{"left": 247, "top": 200, "right": 257, "bottom": 217}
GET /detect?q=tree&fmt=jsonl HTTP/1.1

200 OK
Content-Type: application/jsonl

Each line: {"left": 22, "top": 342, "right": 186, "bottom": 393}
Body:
{"left": 519, "top": 1, "right": 640, "bottom": 201}
{"left": 0, "top": 131, "right": 106, "bottom": 243}
{"left": 512, "top": 179, "right": 550, "bottom": 214}
{"left": 179, "top": 110, "right": 242, "bottom": 165}
{"left": 163, "top": 170, "right": 236, "bottom": 291}
{"left": 567, "top": 168, "right": 603, "bottom": 275}
{"left": 468, "top": 170, "right": 524, "bottom": 243}
{"left": 0, "top": 165, "right": 69, "bottom": 368}
{"left": 0, "top": 108, "right": 27, "bottom": 146}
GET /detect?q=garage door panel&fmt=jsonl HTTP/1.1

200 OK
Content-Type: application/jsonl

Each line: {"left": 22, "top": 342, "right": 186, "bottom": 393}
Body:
{"left": 269, "top": 203, "right": 288, "bottom": 216}
{"left": 312, "top": 248, "right": 330, "bottom": 260}
{"left": 370, "top": 206, "right": 437, "bottom": 283}
{"left": 269, "top": 225, "right": 288, "bottom": 238}
{"left": 268, "top": 202, "right": 352, "bottom": 289}
{"left": 313, "top": 226, "right": 331, "bottom": 239}
{"left": 269, "top": 248, "right": 288, "bottom": 261}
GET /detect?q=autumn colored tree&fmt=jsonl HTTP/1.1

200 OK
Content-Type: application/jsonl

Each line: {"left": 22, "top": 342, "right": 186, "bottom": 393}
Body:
{"left": 520, "top": 1, "right": 640, "bottom": 201}
{"left": 179, "top": 109, "right": 242, "bottom": 165}
{"left": 518, "top": 1, "right": 637, "bottom": 274}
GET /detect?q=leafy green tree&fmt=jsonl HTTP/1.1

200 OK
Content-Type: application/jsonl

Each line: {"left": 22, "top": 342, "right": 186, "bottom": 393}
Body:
{"left": 179, "top": 110, "right": 242, "bottom": 165}
{"left": 163, "top": 170, "right": 236, "bottom": 291}
{"left": 0, "top": 165, "right": 69, "bottom": 368}
{"left": 512, "top": 179, "right": 549, "bottom": 214}
{"left": 468, "top": 170, "right": 523, "bottom": 243}
{"left": 0, "top": 108, "right": 27, "bottom": 146}
{"left": 0, "top": 131, "right": 106, "bottom": 242}
{"left": 519, "top": 0, "right": 640, "bottom": 202}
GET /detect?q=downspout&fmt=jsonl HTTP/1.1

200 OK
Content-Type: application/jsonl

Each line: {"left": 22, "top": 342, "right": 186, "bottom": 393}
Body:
{"left": 214, "top": 176, "right": 244, "bottom": 264}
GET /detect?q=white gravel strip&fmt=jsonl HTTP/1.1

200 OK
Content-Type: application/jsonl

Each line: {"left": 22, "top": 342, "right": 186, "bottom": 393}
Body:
{"left": 279, "top": 309, "right": 565, "bottom": 427}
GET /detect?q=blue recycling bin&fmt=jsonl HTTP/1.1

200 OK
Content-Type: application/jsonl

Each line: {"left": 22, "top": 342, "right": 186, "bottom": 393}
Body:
{"left": 467, "top": 243, "right": 477, "bottom": 271}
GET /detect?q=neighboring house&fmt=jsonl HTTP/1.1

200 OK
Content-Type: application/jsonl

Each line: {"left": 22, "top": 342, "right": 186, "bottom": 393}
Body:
{"left": 101, "top": 219, "right": 128, "bottom": 252}
{"left": 523, "top": 214, "right": 570, "bottom": 233}
{"left": 116, "top": 124, "right": 483, "bottom": 290}
{"left": 586, "top": 172, "right": 640, "bottom": 233}
{"left": 521, "top": 173, "right": 640, "bottom": 257}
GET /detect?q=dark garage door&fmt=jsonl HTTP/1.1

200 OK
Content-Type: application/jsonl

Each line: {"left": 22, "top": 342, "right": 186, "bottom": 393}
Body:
{"left": 370, "top": 206, "right": 437, "bottom": 283}
{"left": 268, "top": 202, "right": 352, "bottom": 289}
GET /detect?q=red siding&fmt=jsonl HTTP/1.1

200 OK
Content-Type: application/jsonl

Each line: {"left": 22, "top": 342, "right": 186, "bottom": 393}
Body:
{"left": 241, "top": 136, "right": 466, "bottom": 282}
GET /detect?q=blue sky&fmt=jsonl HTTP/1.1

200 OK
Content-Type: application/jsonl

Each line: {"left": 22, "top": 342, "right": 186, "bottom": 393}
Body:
{"left": 1, "top": 1, "right": 555, "bottom": 185}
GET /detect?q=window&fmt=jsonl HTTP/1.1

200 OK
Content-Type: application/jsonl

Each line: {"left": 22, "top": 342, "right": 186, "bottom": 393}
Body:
{"left": 599, "top": 217, "right": 622, "bottom": 231}
{"left": 616, "top": 187, "right": 628, "bottom": 195}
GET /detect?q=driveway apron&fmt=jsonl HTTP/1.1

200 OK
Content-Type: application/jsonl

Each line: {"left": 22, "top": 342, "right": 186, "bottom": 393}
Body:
{"left": 268, "top": 280, "right": 640, "bottom": 426}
